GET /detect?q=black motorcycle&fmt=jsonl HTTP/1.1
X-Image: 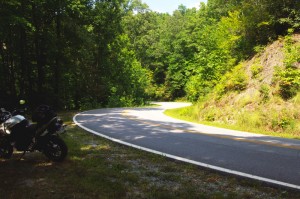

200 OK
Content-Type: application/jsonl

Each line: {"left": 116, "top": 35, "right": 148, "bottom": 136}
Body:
{"left": 0, "top": 105, "right": 68, "bottom": 162}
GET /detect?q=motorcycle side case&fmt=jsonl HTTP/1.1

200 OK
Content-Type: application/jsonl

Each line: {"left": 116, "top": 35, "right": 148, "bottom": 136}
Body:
{"left": 4, "top": 115, "right": 33, "bottom": 151}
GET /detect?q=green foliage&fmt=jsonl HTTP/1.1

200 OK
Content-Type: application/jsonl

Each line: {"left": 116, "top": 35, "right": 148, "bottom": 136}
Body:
{"left": 185, "top": 76, "right": 202, "bottom": 102}
{"left": 269, "top": 108, "right": 297, "bottom": 131}
{"left": 215, "top": 11, "right": 245, "bottom": 59}
{"left": 1, "top": 0, "right": 300, "bottom": 109}
{"left": 251, "top": 64, "right": 263, "bottom": 78}
{"left": 275, "top": 32, "right": 300, "bottom": 100}
{"left": 277, "top": 68, "right": 300, "bottom": 100}
{"left": 105, "top": 34, "right": 150, "bottom": 107}
{"left": 215, "top": 64, "right": 249, "bottom": 95}
{"left": 164, "top": 0, "right": 300, "bottom": 138}
{"left": 253, "top": 45, "right": 266, "bottom": 54}
{"left": 0, "top": 0, "right": 150, "bottom": 109}
{"left": 279, "top": 7, "right": 300, "bottom": 30}
{"left": 185, "top": 74, "right": 216, "bottom": 102}
{"left": 283, "top": 30, "right": 300, "bottom": 67}
{"left": 259, "top": 84, "right": 271, "bottom": 102}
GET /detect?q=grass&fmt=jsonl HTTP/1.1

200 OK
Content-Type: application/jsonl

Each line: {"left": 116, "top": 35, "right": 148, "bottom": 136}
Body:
{"left": 0, "top": 111, "right": 299, "bottom": 198}
{"left": 164, "top": 106, "right": 300, "bottom": 139}
{"left": 165, "top": 92, "right": 300, "bottom": 140}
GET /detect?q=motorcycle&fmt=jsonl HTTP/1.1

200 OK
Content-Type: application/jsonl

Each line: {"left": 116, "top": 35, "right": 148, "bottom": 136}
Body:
{"left": 0, "top": 104, "right": 68, "bottom": 162}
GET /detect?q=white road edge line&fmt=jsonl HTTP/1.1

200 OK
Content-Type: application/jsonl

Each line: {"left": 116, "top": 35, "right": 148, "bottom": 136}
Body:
{"left": 73, "top": 113, "right": 300, "bottom": 190}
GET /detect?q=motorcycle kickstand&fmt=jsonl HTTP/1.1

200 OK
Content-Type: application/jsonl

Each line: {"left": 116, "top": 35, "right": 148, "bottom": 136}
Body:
{"left": 18, "top": 151, "right": 26, "bottom": 161}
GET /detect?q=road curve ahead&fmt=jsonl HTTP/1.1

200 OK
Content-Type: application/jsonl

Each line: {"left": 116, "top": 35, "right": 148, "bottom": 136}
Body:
{"left": 74, "top": 102, "right": 300, "bottom": 190}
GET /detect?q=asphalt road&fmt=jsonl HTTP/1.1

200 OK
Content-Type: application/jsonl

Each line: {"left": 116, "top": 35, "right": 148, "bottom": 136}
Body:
{"left": 74, "top": 102, "right": 300, "bottom": 190}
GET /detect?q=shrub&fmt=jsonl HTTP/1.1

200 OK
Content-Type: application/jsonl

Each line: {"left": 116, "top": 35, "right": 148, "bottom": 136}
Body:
{"left": 204, "top": 109, "right": 216, "bottom": 122}
{"left": 251, "top": 64, "right": 263, "bottom": 78}
{"left": 268, "top": 107, "right": 297, "bottom": 132}
{"left": 259, "top": 84, "right": 270, "bottom": 102}
{"left": 277, "top": 68, "right": 300, "bottom": 100}
{"left": 274, "top": 33, "right": 300, "bottom": 100}
{"left": 216, "top": 64, "right": 249, "bottom": 95}
{"left": 253, "top": 45, "right": 265, "bottom": 55}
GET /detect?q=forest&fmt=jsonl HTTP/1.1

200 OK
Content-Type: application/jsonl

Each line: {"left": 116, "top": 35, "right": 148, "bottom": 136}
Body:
{"left": 1, "top": 0, "right": 300, "bottom": 110}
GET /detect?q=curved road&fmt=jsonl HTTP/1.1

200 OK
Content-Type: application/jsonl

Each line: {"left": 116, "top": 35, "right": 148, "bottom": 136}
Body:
{"left": 74, "top": 102, "right": 300, "bottom": 190}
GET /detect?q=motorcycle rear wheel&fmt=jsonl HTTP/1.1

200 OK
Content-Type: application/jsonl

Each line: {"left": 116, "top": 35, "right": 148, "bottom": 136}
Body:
{"left": 43, "top": 136, "right": 68, "bottom": 162}
{"left": 0, "top": 141, "right": 13, "bottom": 159}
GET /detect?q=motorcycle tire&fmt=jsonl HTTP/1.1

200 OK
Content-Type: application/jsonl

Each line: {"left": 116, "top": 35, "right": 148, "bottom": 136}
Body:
{"left": 0, "top": 141, "right": 13, "bottom": 159}
{"left": 43, "top": 136, "right": 68, "bottom": 162}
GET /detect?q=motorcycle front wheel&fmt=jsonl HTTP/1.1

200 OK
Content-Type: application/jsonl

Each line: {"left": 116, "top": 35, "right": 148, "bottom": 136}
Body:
{"left": 43, "top": 136, "right": 68, "bottom": 162}
{"left": 0, "top": 141, "right": 13, "bottom": 159}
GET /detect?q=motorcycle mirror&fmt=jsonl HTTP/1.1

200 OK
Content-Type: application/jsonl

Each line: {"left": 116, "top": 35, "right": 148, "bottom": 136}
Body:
{"left": 20, "top": 100, "right": 26, "bottom": 105}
